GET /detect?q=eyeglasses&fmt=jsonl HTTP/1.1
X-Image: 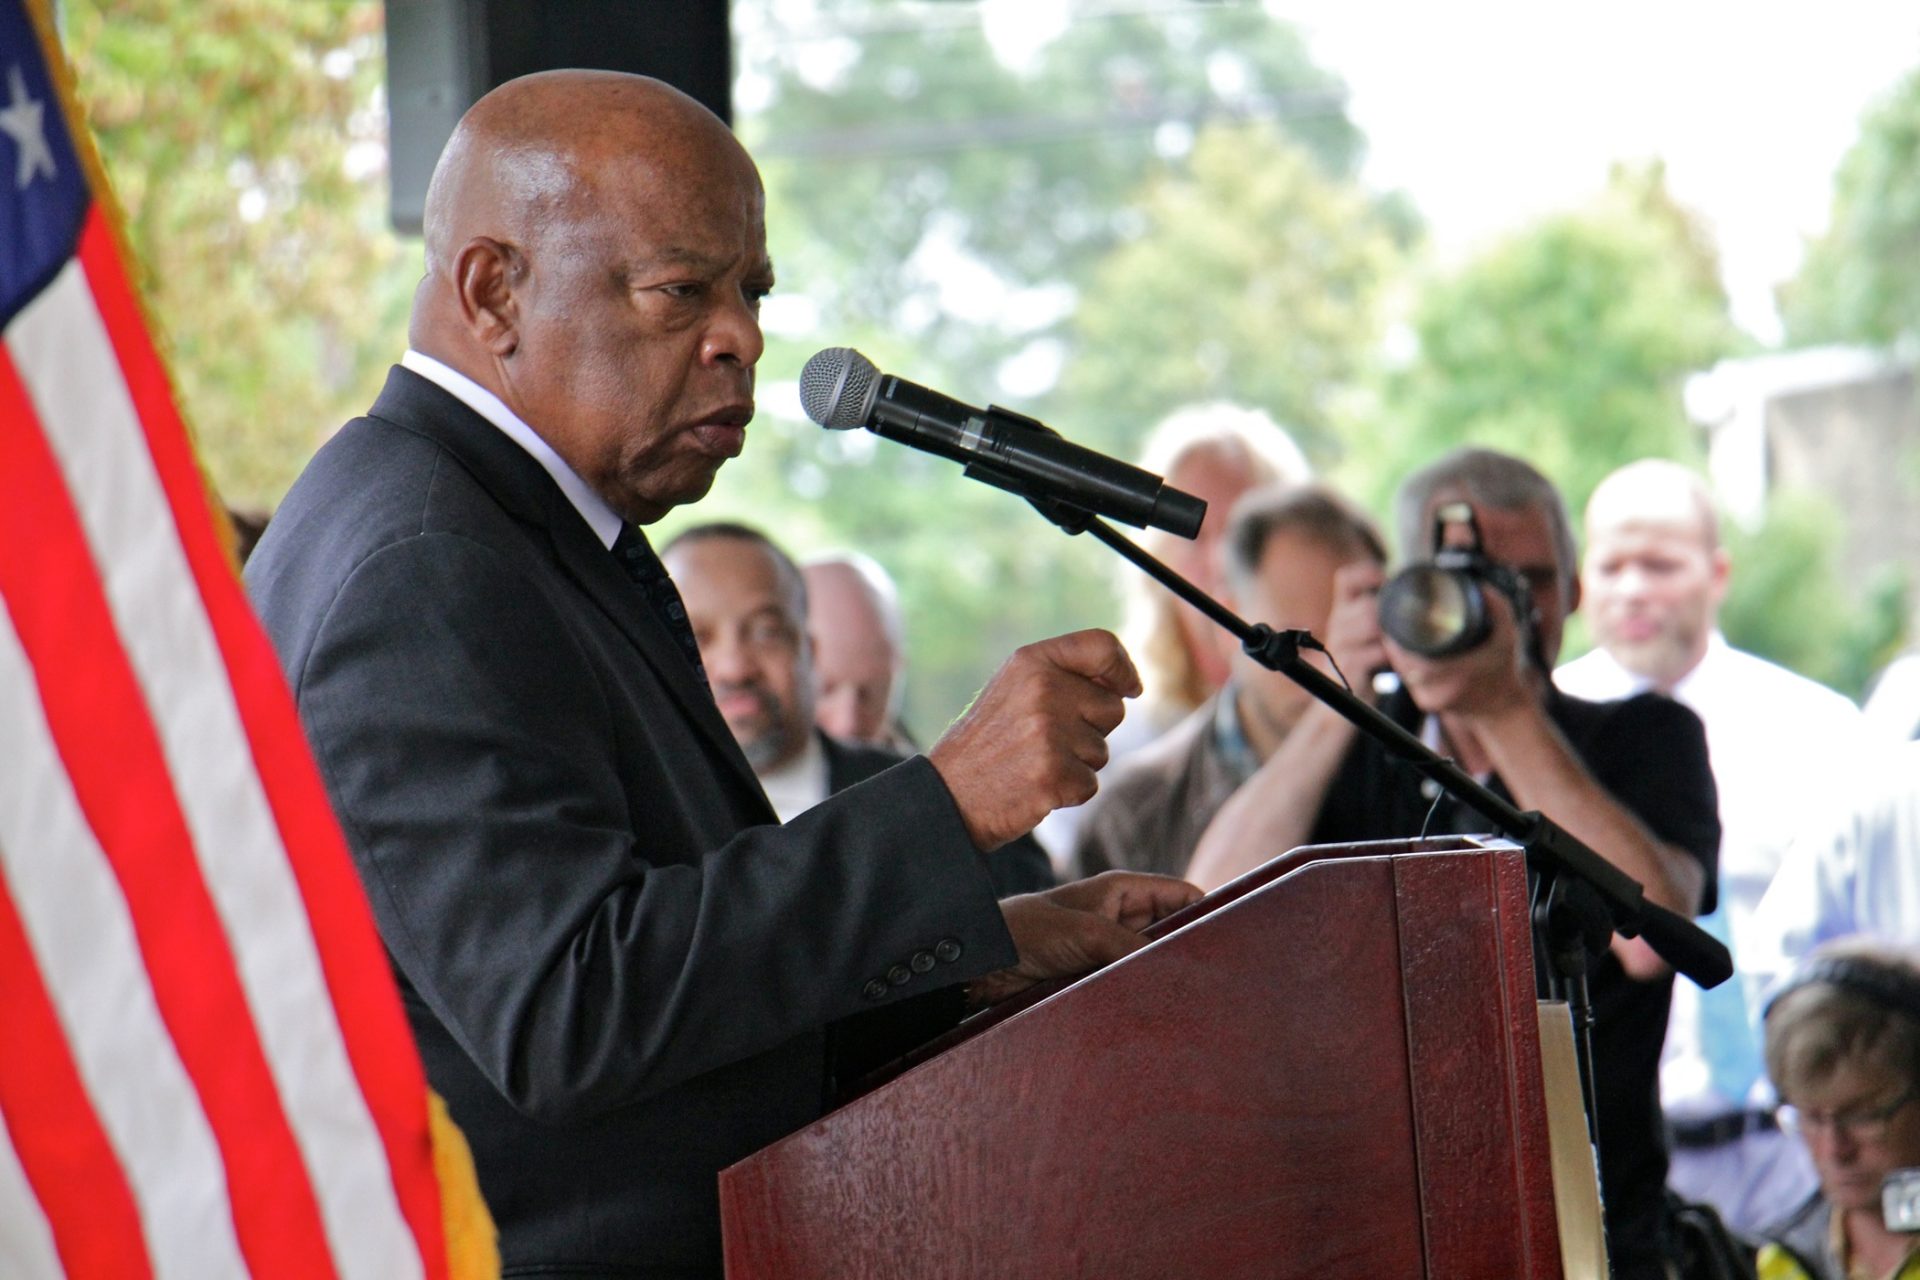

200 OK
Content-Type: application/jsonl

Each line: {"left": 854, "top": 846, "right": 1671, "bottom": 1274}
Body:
{"left": 1779, "top": 1089, "right": 1916, "bottom": 1144}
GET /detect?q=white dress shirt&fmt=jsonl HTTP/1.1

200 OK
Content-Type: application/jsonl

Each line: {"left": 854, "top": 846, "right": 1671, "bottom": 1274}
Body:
{"left": 1744, "top": 739, "right": 1920, "bottom": 986}
{"left": 754, "top": 733, "right": 830, "bottom": 824}
{"left": 1557, "top": 632, "right": 1872, "bottom": 1114}
{"left": 401, "top": 350, "right": 624, "bottom": 549}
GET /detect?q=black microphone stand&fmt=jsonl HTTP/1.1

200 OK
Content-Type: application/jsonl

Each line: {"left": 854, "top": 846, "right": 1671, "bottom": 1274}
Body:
{"left": 1014, "top": 491, "right": 1731, "bottom": 1147}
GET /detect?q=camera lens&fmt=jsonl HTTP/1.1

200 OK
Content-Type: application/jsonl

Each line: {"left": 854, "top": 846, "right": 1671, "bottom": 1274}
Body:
{"left": 1378, "top": 563, "right": 1489, "bottom": 657}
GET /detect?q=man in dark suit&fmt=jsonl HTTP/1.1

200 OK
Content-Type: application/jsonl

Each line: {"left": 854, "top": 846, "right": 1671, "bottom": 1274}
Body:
{"left": 246, "top": 70, "right": 1193, "bottom": 1277}
{"left": 661, "top": 521, "right": 1054, "bottom": 896}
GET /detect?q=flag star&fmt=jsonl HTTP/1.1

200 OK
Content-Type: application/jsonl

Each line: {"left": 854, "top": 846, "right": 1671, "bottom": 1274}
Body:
{"left": 0, "top": 64, "right": 57, "bottom": 190}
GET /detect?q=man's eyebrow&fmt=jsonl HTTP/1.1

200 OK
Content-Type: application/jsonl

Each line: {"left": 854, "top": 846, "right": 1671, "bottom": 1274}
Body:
{"left": 651, "top": 246, "right": 722, "bottom": 269}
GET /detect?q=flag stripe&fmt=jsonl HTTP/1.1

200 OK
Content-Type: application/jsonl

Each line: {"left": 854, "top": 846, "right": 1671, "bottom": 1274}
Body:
{"left": 0, "top": 332, "right": 337, "bottom": 1278}
{"left": 74, "top": 218, "right": 448, "bottom": 1278}
{"left": 0, "top": 1101, "right": 66, "bottom": 1280}
{"left": 0, "top": 581, "right": 250, "bottom": 1279}
{"left": 0, "top": 858, "right": 149, "bottom": 1280}
{"left": 0, "top": 448, "right": 264, "bottom": 1279}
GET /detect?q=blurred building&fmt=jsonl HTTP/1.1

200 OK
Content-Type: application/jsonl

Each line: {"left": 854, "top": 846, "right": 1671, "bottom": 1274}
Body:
{"left": 1686, "top": 346, "right": 1920, "bottom": 634}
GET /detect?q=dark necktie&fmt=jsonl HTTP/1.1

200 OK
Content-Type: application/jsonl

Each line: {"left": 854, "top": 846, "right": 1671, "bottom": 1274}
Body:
{"left": 611, "top": 525, "right": 709, "bottom": 686}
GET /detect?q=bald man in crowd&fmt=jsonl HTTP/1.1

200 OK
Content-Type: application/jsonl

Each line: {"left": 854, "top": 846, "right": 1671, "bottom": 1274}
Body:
{"left": 1558, "top": 458, "right": 1872, "bottom": 1231}
{"left": 246, "top": 71, "right": 1193, "bottom": 1277}
{"left": 664, "top": 523, "right": 1051, "bottom": 895}
{"left": 801, "top": 550, "right": 914, "bottom": 751}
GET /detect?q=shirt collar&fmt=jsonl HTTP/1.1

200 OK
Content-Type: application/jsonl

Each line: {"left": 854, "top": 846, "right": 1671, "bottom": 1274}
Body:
{"left": 401, "top": 349, "right": 626, "bottom": 550}
{"left": 1666, "top": 631, "right": 1727, "bottom": 704}
{"left": 756, "top": 732, "right": 830, "bottom": 824}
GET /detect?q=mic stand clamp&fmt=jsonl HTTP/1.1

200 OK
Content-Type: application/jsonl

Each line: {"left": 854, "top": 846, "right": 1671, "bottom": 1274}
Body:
{"left": 1533, "top": 871, "right": 1612, "bottom": 1147}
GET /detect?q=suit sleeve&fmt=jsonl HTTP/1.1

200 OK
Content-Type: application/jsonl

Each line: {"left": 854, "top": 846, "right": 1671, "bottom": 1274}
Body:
{"left": 987, "top": 834, "right": 1056, "bottom": 895}
{"left": 293, "top": 532, "right": 1015, "bottom": 1122}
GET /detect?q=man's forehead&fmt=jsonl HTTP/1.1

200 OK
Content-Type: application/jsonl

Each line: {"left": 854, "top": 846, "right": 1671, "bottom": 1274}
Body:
{"left": 1453, "top": 502, "right": 1558, "bottom": 564}
{"left": 1588, "top": 514, "right": 1705, "bottom": 549}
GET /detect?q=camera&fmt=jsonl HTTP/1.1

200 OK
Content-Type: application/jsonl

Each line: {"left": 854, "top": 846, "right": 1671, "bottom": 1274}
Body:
{"left": 1377, "top": 502, "right": 1540, "bottom": 661}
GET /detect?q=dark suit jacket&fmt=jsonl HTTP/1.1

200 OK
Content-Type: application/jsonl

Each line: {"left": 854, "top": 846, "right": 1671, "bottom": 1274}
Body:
{"left": 246, "top": 367, "right": 1016, "bottom": 1278}
{"left": 821, "top": 732, "right": 1056, "bottom": 896}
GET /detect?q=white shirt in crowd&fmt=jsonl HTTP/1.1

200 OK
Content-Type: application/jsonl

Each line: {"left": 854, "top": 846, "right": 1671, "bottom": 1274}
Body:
{"left": 1743, "top": 739, "right": 1920, "bottom": 987}
{"left": 1556, "top": 632, "right": 1873, "bottom": 1116}
{"left": 755, "top": 733, "right": 830, "bottom": 825}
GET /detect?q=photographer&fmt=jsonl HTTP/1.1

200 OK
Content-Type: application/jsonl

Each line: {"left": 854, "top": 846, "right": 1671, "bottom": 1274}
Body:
{"left": 1192, "top": 447, "right": 1719, "bottom": 1278}
{"left": 1756, "top": 941, "right": 1920, "bottom": 1280}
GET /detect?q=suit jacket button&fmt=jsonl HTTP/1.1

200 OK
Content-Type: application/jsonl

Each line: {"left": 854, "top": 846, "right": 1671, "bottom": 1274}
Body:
{"left": 910, "top": 950, "right": 936, "bottom": 974}
{"left": 861, "top": 978, "right": 890, "bottom": 1002}
{"left": 934, "top": 938, "right": 963, "bottom": 964}
{"left": 886, "top": 963, "right": 912, "bottom": 986}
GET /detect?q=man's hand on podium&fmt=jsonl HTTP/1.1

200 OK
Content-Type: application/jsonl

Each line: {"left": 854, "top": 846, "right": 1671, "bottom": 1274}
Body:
{"left": 968, "top": 871, "right": 1201, "bottom": 1008}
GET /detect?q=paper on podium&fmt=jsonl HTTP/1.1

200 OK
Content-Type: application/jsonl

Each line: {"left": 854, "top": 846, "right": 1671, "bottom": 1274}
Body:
{"left": 1538, "top": 1000, "right": 1608, "bottom": 1280}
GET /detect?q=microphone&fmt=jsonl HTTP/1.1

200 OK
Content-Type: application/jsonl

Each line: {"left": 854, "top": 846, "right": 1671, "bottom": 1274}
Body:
{"left": 798, "top": 347, "right": 1205, "bottom": 539}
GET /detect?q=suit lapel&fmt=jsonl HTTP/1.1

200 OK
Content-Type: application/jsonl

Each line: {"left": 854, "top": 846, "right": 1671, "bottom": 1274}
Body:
{"left": 364, "top": 367, "right": 770, "bottom": 805}
{"left": 545, "top": 513, "right": 769, "bottom": 801}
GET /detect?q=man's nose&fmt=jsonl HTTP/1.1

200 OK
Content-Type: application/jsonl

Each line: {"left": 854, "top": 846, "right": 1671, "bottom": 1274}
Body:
{"left": 701, "top": 633, "right": 760, "bottom": 683}
{"left": 702, "top": 294, "right": 765, "bottom": 370}
{"left": 1614, "top": 564, "right": 1654, "bottom": 598}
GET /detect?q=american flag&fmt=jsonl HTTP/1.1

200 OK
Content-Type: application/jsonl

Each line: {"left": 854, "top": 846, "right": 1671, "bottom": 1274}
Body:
{"left": 0, "top": 4, "right": 477, "bottom": 1275}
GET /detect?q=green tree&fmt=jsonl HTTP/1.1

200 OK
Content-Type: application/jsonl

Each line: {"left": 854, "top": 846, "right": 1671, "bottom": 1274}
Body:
{"left": 1780, "top": 64, "right": 1920, "bottom": 348}
{"left": 1057, "top": 119, "right": 1398, "bottom": 462}
{"left": 1374, "top": 161, "right": 1739, "bottom": 530}
{"left": 702, "top": 0, "right": 1395, "bottom": 729}
{"left": 1719, "top": 493, "right": 1909, "bottom": 700}
{"left": 740, "top": 0, "right": 1372, "bottom": 379}
{"left": 62, "top": 0, "right": 414, "bottom": 506}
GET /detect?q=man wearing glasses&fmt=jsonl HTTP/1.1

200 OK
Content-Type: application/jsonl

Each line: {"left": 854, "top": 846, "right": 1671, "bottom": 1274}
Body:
{"left": 1757, "top": 941, "right": 1920, "bottom": 1279}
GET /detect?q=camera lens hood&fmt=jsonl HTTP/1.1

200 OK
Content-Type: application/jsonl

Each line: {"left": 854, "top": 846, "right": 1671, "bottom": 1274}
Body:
{"left": 1378, "top": 561, "right": 1492, "bottom": 658}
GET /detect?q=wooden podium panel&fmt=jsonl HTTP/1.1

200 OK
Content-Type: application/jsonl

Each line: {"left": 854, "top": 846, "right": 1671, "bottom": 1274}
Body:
{"left": 720, "top": 841, "right": 1564, "bottom": 1279}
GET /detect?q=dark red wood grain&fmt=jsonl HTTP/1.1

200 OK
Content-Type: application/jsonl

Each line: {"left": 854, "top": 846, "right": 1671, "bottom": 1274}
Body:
{"left": 720, "top": 842, "right": 1564, "bottom": 1279}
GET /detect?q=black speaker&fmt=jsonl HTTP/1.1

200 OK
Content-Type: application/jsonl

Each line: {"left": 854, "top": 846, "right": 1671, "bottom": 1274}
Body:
{"left": 385, "top": 0, "right": 732, "bottom": 234}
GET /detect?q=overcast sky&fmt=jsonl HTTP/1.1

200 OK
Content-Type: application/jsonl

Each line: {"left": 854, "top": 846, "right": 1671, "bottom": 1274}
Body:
{"left": 1266, "top": 0, "right": 1920, "bottom": 343}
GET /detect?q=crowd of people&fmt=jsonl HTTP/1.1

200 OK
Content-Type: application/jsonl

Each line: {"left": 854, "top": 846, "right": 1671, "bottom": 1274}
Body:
{"left": 236, "top": 67, "right": 1920, "bottom": 1280}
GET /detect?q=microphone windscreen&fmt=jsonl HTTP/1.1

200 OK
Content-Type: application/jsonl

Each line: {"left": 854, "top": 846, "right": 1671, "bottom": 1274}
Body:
{"left": 799, "top": 347, "right": 879, "bottom": 429}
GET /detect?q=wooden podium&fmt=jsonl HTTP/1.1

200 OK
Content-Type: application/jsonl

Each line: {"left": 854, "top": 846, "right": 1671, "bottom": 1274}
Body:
{"left": 719, "top": 839, "right": 1580, "bottom": 1278}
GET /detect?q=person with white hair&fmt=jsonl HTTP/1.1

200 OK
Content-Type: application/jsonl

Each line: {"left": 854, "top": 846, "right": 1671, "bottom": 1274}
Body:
{"left": 1124, "top": 402, "right": 1313, "bottom": 737}
{"left": 1036, "top": 402, "right": 1311, "bottom": 866}
{"left": 800, "top": 550, "right": 913, "bottom": 752}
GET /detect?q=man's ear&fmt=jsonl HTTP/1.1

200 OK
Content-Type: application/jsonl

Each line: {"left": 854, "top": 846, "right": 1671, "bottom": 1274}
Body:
{"left": 1708, "top": 546, "right": 1732, "bottom": 607}
{"left": 451, "top": 236, "right": 523, "bottom": 357}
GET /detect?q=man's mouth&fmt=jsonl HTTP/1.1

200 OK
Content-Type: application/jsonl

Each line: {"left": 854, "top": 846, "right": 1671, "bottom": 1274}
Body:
{"left": 689, "top": 404, "right": 753, "bottom": 458}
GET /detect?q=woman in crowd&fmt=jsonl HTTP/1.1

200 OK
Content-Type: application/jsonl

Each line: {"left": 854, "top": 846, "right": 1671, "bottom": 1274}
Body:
{"left": 1757, "top": 940, "right": 1920, "bottom": 1280}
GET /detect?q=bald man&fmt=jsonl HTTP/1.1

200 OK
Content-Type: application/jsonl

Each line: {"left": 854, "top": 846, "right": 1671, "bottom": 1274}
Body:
{"left": 1558, "top": 458, "right": 1871, "bottom": 1232}
{"left": 246, "top": 71, "right": 1193, "bottom": 1277}
{"left": 801, "top": 552, "right": 912, "bottom": 749}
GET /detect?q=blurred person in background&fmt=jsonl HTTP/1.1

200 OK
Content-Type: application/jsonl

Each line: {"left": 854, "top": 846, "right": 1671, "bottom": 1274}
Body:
{"left": 1558, "top": 459, "right": 1871, "bottom": 1231}
{"left": 1122, "top": 402, "right": 1313, "bottom": 745}
{"left": 1036, "top": 402, "right": 1310, "bottom": 867}
{"left": 667, "top": 523, "right": 1051, "bottom": 897}
{"left": 227, "top": 505, "right": 271, "bottom": 564}
{"left": 1864, "top": 653, "right": 1920, "bottom": 743}
{"left": 1745, "top": 741, "right": 1920, "bottom": 993}
{"left": 1755, "top": 941, "right": 1920, "bottom": 1280}
{"left": 1070, "top": 484, "right": 1384, "bottom": 881}
{"left": 801, "top": 550, "right": 914, "bottom": 752}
